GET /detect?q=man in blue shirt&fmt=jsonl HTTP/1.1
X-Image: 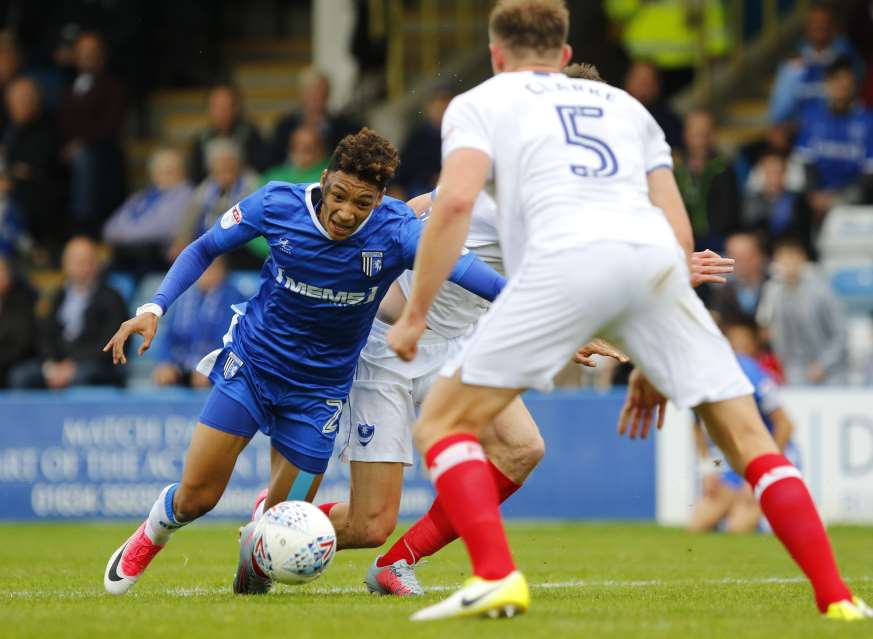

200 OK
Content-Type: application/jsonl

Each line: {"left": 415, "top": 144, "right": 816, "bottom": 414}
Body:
{"left": 99, "top": 128, "right": 505, "bottom": 596}
{"left": 795, "top": 57, "right": 873, "bottom": 223}
{"left": 690, "top": 320, "right": 798, "bottom": 534}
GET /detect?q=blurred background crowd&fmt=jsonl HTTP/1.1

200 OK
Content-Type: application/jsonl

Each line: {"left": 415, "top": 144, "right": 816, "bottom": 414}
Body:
{"left": 0, "top": 0, "right": 872, "bottom": 392}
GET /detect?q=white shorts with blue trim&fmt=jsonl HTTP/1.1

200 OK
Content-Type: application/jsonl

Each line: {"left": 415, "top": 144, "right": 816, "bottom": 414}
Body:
{"left": 337, "top": 319, "right": 468, "bottom": 466}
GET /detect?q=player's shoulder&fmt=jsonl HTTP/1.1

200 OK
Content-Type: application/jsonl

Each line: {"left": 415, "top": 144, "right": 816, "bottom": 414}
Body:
{"left": 367, "top": 194, "right": 417, "bottom": 239}
{"left": 261, "top": 180, "right": 311, "bottom": 207}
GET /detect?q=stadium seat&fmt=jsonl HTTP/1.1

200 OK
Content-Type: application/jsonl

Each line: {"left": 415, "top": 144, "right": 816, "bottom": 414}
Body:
{"left": 824, "top": 262, "right": 873, "bottom": 314}
{"left": 818, "top": 206, "right": 873, "bottom": 261}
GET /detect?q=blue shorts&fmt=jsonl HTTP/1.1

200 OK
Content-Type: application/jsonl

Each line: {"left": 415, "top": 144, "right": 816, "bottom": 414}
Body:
{"left": 199, "top": 346, "right": 347, "bottom": 474}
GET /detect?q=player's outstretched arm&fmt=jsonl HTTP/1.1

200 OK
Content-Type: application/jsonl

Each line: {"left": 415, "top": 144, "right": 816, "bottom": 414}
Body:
{"left": 389, "top": 149, "right": 490, "bottom": 361}
{"left": 103, "top": 312, "right": 159, "bottom": 365}
{"left": 574, "top": 339, "right": 629, "bottom": 367}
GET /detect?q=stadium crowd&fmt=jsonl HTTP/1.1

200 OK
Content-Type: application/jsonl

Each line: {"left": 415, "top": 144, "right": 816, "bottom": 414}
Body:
{"left": 0, "top": 2, "right": 872, "bottom": 390}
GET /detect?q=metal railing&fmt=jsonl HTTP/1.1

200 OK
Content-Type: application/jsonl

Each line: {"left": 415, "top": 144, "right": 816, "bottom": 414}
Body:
{"left": 370, "top": 0, "right": 486, "bottom": 100}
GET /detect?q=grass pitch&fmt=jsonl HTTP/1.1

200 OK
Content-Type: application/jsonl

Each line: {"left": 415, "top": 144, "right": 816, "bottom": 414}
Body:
{"left": 1, "top": 522, "right": 871, "bottom": 639}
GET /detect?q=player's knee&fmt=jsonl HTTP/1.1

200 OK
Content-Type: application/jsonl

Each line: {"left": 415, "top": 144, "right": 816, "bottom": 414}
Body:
{"left": 519, "top": 432, "right": 546, "bottom": 471}
{"left": 347, "top": 512, "right": 396, "bottom": 548}
{"left": 173, "top": 485, "right": 221, "bottom": 521}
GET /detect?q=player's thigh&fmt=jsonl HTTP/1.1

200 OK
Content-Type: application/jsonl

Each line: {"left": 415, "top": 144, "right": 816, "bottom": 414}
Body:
{"left": 265, "top": 446, "right": 324, "bottom": 510}
{"left": 479, "top": 397, "right": 544, "bottom": 484}
{"left": 414, "top": 372, "right": 522, "bottom": 451}
{"left": 180, "top": 387, "right": 260, "bottom": 497}
{"left": 339, "top": 357, "right": 417, "bottom": 467}
{"left": 446, "top": 245, "right": 635, "bottom": 394}
{"left": 616, "top": 247, "right": 753, "bottom": 410}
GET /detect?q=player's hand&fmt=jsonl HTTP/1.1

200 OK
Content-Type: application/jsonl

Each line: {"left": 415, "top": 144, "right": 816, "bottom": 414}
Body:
{"left": 575, "top": 338, "right": 629, "bottom": 367}
{"left": 102, "top": 313, "right": 159, "bottom": 365}
{"left": 618, "top": 368, "right": 667, "bottom": 440}
{"left": 387, "top": 313, "right": 426, "bottom": 362}
{"left": 690, "top": 249, "right": 734, "bottom": 288}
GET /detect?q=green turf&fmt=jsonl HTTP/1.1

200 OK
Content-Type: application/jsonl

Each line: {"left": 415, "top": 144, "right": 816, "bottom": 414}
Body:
{"left": 1, "top": 522, "right": 871, "bottom": 638}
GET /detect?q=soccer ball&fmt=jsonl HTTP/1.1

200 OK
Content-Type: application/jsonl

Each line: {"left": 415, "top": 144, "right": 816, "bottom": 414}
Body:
{"left": 252, "top": 500, "right": 337, "bottom": 585}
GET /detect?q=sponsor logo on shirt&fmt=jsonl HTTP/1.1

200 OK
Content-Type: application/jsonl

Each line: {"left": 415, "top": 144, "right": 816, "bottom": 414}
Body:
{"left": 274, "top": 267, "right": 380, "bottom": 307}
{"left": 220, "top": 205, "right": 243, "bottom": 229}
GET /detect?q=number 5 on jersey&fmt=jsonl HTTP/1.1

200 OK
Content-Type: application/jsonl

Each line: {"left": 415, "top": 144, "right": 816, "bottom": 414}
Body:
{"left": 322, "top": 399, "right": 344, "bottom": 434}
{"left": 556, "top": 105, "right": 619, "bottom": 178}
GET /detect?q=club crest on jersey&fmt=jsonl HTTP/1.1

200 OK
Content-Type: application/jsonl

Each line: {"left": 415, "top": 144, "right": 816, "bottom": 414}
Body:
{"left": 357, "top": 423, "right": 375, "bottom": 446}
{"left": 223, "top": 351, "right": 244, "bottom": 379}
{"left": 277, "top": 237, "right": 293, "bottom": 255}
{"left": 361, "top": 251, "right": 383, "bottom": 277}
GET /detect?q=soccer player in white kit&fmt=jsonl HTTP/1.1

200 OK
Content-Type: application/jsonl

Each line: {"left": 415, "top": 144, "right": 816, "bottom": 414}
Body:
{"left": 387, "top": 0, "right": 870, "bottom": 623}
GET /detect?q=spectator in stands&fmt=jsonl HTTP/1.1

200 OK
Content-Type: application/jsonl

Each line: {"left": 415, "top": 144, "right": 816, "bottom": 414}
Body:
{"left": 757, "top": 237, "right": 847, "bottom": 385}
{"left": 187, "top": 83, "right": 266, "bottom": 183}
{"left": 58, "top": 31, "right": 127, "bottom": 237}
{"left": 769, "top": 3, "right": 863, "bottom": 124}
{"left": 171, "top": 139, "right": 259, "bottom": 260}
{"left": 674, "top": 110, "right": 741, "bottom": 253}
{"left": 103, "top": 148, "right": 193, "bottom": 275}
{"left": 709, "top": 231, "right": 770, "bottom": 325}
{"left": 262, "top": 124, "right": 328, "bottom": 184}
{"left": 3, "top": 76, "right": 63, "bottom": 257}
{"left": 743, "top": 153, "right": 809, "bottom": 247}
{"left": 392, "top": 86, "right": 453, "bottom": 199}
{"left": 623, "top": 60, "right": 683, "bottom": 150}
{"left": 151, "top": 257, "right": 242, "bottom": 388}
{"left": 795, "top": 56, "right": 873, "bottom": 226}
{"left": 0, "top": 34, "right": 21, "bottom": 132}
{"left": 0, "top": 164, "right": 30, "bottom": 260}
{"left": 0, "top": 254, "right": 35, "bottom": 387}
{"left": 8, "top": 236, "right": 128, "bottom": 389}
{"left": 268, "top": 67, "right": 359, "bottom": 168}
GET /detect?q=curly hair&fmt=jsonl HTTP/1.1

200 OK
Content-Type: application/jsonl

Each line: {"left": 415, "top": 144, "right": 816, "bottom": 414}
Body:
{"left": 327, "top": 127, "right": 400, "bottom": 190}
{"left": 563, "top": 62, "right": 603, "bottom": 82}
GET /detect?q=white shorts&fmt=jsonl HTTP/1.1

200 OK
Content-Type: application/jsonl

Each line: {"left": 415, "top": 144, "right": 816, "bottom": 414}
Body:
{"left": 442, "top": 242, "right": 753, "bottom": 409}
{"left": 337, "top": 319, "right": 468, "bottom": 465}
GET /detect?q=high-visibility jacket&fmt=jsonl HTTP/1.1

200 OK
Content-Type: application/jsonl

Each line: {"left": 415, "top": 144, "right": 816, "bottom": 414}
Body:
{"left": 605, "top": 0, "right": 731, "bottom": 68}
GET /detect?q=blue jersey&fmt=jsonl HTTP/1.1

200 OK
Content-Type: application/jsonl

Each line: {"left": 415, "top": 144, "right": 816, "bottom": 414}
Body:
{"left": 151, "top": 181, "right": 503, "bottom": 396}
{"left": 796, "top": 102, "right": 873, "bottom": 190}
{"left": 736, "top": 354, "right": 781, "bottom": 434}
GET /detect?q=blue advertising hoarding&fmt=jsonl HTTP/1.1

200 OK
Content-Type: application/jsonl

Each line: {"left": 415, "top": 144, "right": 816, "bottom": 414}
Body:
{"left": 0, "top": 389, "right": 654, "bottom": 521}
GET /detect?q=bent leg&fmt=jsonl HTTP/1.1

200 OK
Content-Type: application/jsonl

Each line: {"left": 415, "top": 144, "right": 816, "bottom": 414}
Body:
{"left": 329, "top": 461, "right": 404, "bottom": 550}
{"left": 697, "top": 397, "right": 851, "bottom": 611}
{"left": 688, "top": 476, "right": 735, "bottom": 533}
{"left": 174, "top": 423, "right": 251, "bottom": 521}
{"left": 263, "top": 446, "right": 324, "bottom": 511}
{"left": 479, "top": 397, "right": 545, "bottom": 484}
{"left": 724, "top": 485, "right": 762, "bottom": 534}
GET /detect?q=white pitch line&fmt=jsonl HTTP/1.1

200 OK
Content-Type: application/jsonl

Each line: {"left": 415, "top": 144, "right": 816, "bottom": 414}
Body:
{"left": 5, "top": 576, "right": 872, "bottom": 600}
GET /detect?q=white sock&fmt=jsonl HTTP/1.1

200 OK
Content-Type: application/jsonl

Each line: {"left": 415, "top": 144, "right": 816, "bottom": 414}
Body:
{"left": 145, "top": 483, "right": 187, "bottom": 545}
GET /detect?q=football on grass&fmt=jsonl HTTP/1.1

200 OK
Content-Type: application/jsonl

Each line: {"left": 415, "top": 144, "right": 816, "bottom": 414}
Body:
{"left": 253, "top": 500, "right": 337, "bottom": 585}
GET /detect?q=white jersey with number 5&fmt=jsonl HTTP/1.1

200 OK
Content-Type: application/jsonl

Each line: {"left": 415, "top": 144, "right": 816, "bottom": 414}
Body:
{"left": 442, "top": 70, "right": 678, "bottom": 276}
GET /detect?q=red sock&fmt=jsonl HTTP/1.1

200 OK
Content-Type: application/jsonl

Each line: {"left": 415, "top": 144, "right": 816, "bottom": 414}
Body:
{"left": 415, "top": 433, "right": 515, "bottom": 580}
{"left": 318, "top": 502, "right": 337, "bottom": 517}
{"left": 745, "top": 453, "right": 851, "bottom": 612}
{"left": 378, "top": 460, "right": 521, "bottom": 568}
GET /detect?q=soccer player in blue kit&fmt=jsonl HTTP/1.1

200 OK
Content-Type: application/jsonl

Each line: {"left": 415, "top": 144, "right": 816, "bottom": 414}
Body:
{"left": 100, "top": 128, "right": 506, "bottom": 595}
